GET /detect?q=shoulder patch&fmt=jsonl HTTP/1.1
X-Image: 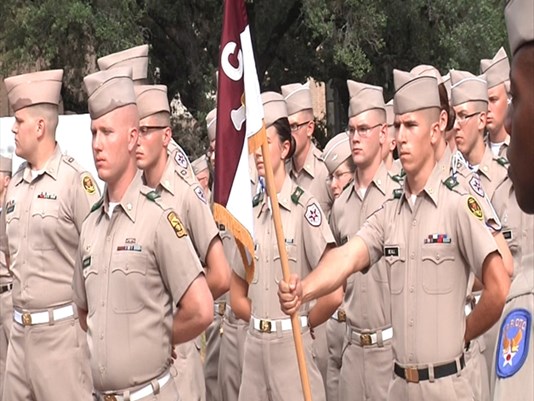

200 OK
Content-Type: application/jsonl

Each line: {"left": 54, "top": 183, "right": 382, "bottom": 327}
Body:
{"left": 469, "top": 174, "right": 485, "bottom": 197}
{"left": 194, "top": 186, "right": 207, "bottom": 204}
{"left": 495, "top": 157, "right": 510, "bottom": 167}
{"left": 174, "top": 149, "right": 190, "bottom": 170}
{"left": 443, "top": 175, "right": 459, "bottom": 190}
{"left": 496, "top": 308, "right": 531, "bottom": 378}
{"left": 81, "top": 174, "right": 97, "bottom": 195}
{"left": 467, "top": 196, "right": 484, "bottom": 220}
{"left": 167, "top": 211, "right": 188, "bottom": 238}
{"left": 90, "top": 197, "right": 104, "bottom": 213}
{"left": 291, "top": 186, "right": 305, "bottom": 205}
{"left": 304, "top": 202, "right": 322, "bottom": 227}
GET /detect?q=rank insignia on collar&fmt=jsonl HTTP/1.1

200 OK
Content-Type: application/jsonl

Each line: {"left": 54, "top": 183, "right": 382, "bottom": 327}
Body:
{"left": 467, "top": 196, "right": 484, "bottom": 220}
{"left": 443, "top": 175, "right": 458, "bottom": 190}
{"left": 252, "top": 191, "right": 264, "bottom": 207}
{"left": 392, "top": 188, "right": 403, "bottom": 199}
{"left": 424, "top": 233, "right": 452, "bottom": 244}
{"left": 167, "top": 211, "right": 188, "bottom": 238}
{"left": 304, "top": 202, "right": 322, "bottom": 227}
{"left": 37, "top": 192, "right": 57, "bottom": 200}
{"left": 495, "top": 157, "right": 509, "bottom": 167}
{"left": 291, "top": 186, "right": 304, "bottom": 205}
{"left": 6, "top": 200, "right": 15, "bottom": 214}
{"left": 82, "top": 174, "right": 96, "bottom": 195}
{"left": 496, "top": 308, "right": 531, "bottom": 378}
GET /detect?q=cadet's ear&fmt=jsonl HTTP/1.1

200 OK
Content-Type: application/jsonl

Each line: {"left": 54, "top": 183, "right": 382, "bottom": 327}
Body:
{"left": 162, "top": 127, "right": 172, "bottom": 147}
{"left": 127, "top": 127, "right": 138, "bottom": 152}
{"left": 378, "top": 123, "right": 387, "bottom": 145}
{"left": 429, "top": 121, "right": 440, "bottom": 145}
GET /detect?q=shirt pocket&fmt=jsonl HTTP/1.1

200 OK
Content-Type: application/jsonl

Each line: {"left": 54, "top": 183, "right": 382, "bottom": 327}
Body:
{"left": 110, "top": 252, "right": 148, "bottom": 314}
{"left": 31, "top": 202, "right": 60, "bottom": 250}
{"left": 274, "top": 242, "right": 298, "bottom": 284}
{"left": 384, "top": 244, "right": 406, "bottom": 294}
{"left": 421, "top": 244, "right": 456, "bottom": 295}
{"left": 5, "top": 205, "right": 22, "bottom": 253}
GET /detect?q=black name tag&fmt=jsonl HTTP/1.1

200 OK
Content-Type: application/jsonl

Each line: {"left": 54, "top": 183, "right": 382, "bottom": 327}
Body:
{"left": 503, "top": 230, "right": 512, "bottom": 240}
{"left": 384, "top": 246, "right": 399, "bottom": 257}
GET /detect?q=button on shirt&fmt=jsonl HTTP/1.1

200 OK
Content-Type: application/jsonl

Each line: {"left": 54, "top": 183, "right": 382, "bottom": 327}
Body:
{"left": 356, "top": 164, "right": 498, "bottom": 365}
{"left": 72, "top": 172, "right": 204, "bottom": 391}
{"left": 235, "top": 175, "right": 334, "bottom": 320}
{"left": 0, "top": 146, "right": 100, "bottom": 309}
{"left": 330, "top": 163, "right": 399, "bottom": 330}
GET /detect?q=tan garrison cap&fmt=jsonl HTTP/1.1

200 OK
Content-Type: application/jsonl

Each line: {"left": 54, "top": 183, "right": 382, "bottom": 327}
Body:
{"left": 4, "top": 69, "right": 63, "bottom": 112}
{"left": 84, "top": 66, "right": 136, "bottom": 119}
{"left": 410, "top": 64, "right": 444, "bottom": 85}
{"left": 393, "top": 69, "right": 440, "bottom": 114}
{"left": 505, "top": 0, "right": 534, "bottom": 55}
{"left": 192, "top": 155, "right": 209, "bottom": 175}
{"left": 134, "top": 85, "right": 169, "bottom": 120}
{"left": 206, "top": 108, "right": 217, "bottom": 142}
{"left": 385, "top": 99, "right": 394, "bottom": 126}
{"left": 347, "top": 80, "right": 385, "bottom": 118}
{"left": 450, "top": 70, "right": 488, "bottom": 107}
{"left": 442, "top": 72, "right": 452, "bottom": 101}
{"left": 0, "top": 156, "right": 12, "bottom": 173}
{"left": 280, "top": 83, "right": 313, "bottom": 116}
{"left": 321, "top": 133, "right": 352, "bottom": 174}
{"left": 262, "top": 92, "right": 288, "bottom": 128}
{"left": 97, "top": 45, "right": 149, "bottom": 84}
{"left": 480, "top": 47, "right": 510, "bottom": 88}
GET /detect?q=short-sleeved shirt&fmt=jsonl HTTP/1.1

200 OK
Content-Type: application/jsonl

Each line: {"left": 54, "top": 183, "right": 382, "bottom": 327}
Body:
{"left": 154, "top": 155, "right": 218, "bottom": 264}
{"left": 492, "top": 177, "right": 534, "bottom": 279}
{"left": 485, "top": 134, "right": 509, "bottom": 158}
{"left": 287, "top": 143, "right": 333, "bottom": 217}
{"left": 0, "top": 145, "right": 100, "bottom": 309}
{"left": 474, "top": 146, "right": 508, "bottom": 200}
{"left": 330, "top": 163, "right": 399, "bottom": 330}
{"left": 356, "top": 163, "right": 499, "bottom": 365}
{"left": 0, "top": 207, "right": 11, "bottom": 285}
{"left": 235, "top": 174, "right": 334, "bottom": 320}
{"left": 72, "top": 172, "right": 204, "bottom": 391}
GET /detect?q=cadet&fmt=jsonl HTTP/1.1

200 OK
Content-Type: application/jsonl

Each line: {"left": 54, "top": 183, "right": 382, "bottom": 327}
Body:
{"left": 279, "top": 70, "right": 511, "bottom": 401}
{"left": 0, "top": 155, "right": 13, "bottom": 397}
{"left": 0, "top": 69, "right": 98, "bottom": 401}
{"left": 480, "top": 47, "right": 511, "bottom": 157}
{"left": 231, "top": 92, "right": 342, "bottom": 401}
{"left": 73, "top": 66, "right": 213, "bottom": 400}
{"left": 192, "top": 155, "right": 212, "bottom": 201}
{"left": 281, "top": 82, "right": 332, "bottom": 383}
{"left": 321, "top": 133, "right": 354, "bottom": 401}
{"left": 135, "top": 84, "right": 231, "bottom": 400}
{"left": 331, "top": 80, "right": 398, "bottom": 401}
{"left": 491, "top": 2, "right": 534, "bottom": 400}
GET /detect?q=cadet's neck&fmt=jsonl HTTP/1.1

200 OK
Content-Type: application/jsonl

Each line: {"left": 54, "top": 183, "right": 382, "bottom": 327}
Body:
{"left": 383, "top": 153, "right": 394, "bottom": 171}
{"left": 434, "top": 136, "right": 447, "bottom": 162}
{"left": 144, "top": 152, "right": 168, "bottom": 188}
{"left": 29, "top": 139, "right": 56, "bottom": 171}
{"left": 292, "top": 140, "right": 312, "bottom": 173}
{"left": 465, "top": 135, "right": 486, "bottom": 166}
{"left": 488, "top": 126, "right": 509, "bottom": 144}
{"left": 406, "top": 157, "right": 435, "bottom": 196}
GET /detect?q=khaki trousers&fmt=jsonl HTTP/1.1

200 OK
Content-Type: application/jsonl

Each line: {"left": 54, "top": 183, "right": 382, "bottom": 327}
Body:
{"left": 325, "top": 317, "right": 345, "bottom": 401}
{"left": 173, "top": 339, "right": 205, "bottom": 401}
{"left": 2, "top": 317, "right": 93, "bottom": 401}
{"left": 0, "top": 289, "right": 12, "bottom": 399}
{"left": 205, "top": 312, "right": 223, "bottom": 401}
{"left": 238, "top": 325, "right": 325, "bottom": 401}
{"left": 464, "top": 338, "right": 489, "bottom": 401}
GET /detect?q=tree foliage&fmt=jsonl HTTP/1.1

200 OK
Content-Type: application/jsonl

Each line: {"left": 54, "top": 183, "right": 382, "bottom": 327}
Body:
{"left": 0, "top": 0, "right": 507, "bottom": 157}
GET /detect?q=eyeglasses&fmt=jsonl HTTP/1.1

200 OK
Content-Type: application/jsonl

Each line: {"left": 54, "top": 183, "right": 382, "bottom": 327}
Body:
{"left": 139, "top": 125, "right": 168, "bottom": 137}
{"left": 454, "top": 112, "right": 480, "bottom": 126}
{"left": 326, "top": 170, "right": 352, "bottom": 184}
{"left": 290, "top": 120, "right": 311, "bottom": 132}
{"left": 345, "top": 123, "right": 382, "bottom": 138}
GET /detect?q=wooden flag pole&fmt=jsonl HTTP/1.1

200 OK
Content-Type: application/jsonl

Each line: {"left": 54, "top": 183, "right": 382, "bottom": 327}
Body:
{"left": 257, "top": 124, "right": 313, "bottom": 401}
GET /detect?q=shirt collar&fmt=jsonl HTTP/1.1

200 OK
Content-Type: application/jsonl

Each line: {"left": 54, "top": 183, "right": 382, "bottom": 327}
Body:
{"left": 477, "top": 146, "right": 495, "bottom": 181}
{"left": 101, "top": 170, "right": 143, "bottom": 223}
{"left": 158, "top": 156, "right": 175, "bottom": 195}
{"left": 399, "top": 162, "right": 441, "bottom": 209}
{"left": 20, "top": 144, "right": 62, "bottom": 184}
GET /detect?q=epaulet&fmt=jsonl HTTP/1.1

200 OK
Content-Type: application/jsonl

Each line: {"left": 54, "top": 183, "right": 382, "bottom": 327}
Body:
{"left": 443, "top": 175, "right": 459, "bottom": 191}
{"left": 174, "top": 164, "right": 198, "bottom": 186}
{"left": 392, "top": 188, "right": 403, "bottom": 199}
{"left": 62, "top": 155, "right": 84, "bottom": 172}
{"left": 252, "top": 191, "right": 264, "bottom": 207}
{"left": 291, "top": 186, "right": 305, "bottom": 205}
{"left": 495, "top": 157, "right": 509, "bottom": 167}
{"left": 90, "top": 197, "right": 104, "bottom": 213}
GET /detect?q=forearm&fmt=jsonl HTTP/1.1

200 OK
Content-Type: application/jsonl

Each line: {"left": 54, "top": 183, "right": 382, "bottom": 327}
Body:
{"left": 229, "top": 271, "right": 251, "bottom": 322}
{"left": 205, "top": 238, "right": 231, "bottom": 299}
{"left": 172, "top": 306, "right": 213, "bottom": 344}
{"left": 308, "top": 286, "right": 343, "bottom": 328}
{"left": 77, "top": 307, "right": 88, "bottom": 332}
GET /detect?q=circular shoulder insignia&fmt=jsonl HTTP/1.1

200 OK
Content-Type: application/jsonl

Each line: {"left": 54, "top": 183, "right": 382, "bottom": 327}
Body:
{"left": 194, "top": 186, "right": 207, "bottom": 204}
{"left": 469, "top": 174, "right": 485, "bottom": 198}
{"left": 174, "top": 149, "right": 189, "bottom": 170}
{"left": 466, "top": 196, "right": 484, "bottom": 220}
{"left": 81, "top": 174, "right": 96, "bottom": 195}
{"left": 304, "top": 202, "right": 322, "bottom": 227}
{"left": 496, "top": 308, "right": 531, "bottom": 378}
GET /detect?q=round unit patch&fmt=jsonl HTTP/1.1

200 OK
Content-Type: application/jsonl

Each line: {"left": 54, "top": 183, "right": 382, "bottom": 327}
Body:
{"left": 82, "top": 174, "right": 96, "bottom": 194}
{"left": 496, "top": 308, "right": 531, "bottom": 378}
{"left": 467, "top": 196, "right": 484, "bottom": 220}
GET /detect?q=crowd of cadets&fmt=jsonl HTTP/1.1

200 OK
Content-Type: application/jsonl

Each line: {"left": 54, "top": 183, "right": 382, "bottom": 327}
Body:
{"left": 0, "top": 0, "right": 532, "bottom": 400}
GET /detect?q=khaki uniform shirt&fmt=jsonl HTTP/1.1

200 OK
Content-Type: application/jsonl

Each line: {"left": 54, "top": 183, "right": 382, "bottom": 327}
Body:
{"left": 0, "top": 146, "right": 100, "bottom": 310}
{"left": 235, "top": 174, "right": 334, "bottom": 320}
{"left": 288, "top": 143, "right": 333, "bottom": 216}
{"left": 0, "top": 208, "right": 11, "bottom": 285}
{"left": 485, "top": 134, "right": 509, "bottom": 158}
{"left": 356, "top": 164, "right": 498, "bottom": 365}
{"left": 474, "top": 146, "right": 508, "bottom": 200}
{"left": 72, "top": 172, "right": 204, "bottom": 391}
{"left": 154, "top": 156, "right": 218, "bottom": 264}
{"left": 492, "top": 177, "right": 534, "bottom": 279}
{"left": 330, "top": 163, "right": 399, "bottom": 330}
